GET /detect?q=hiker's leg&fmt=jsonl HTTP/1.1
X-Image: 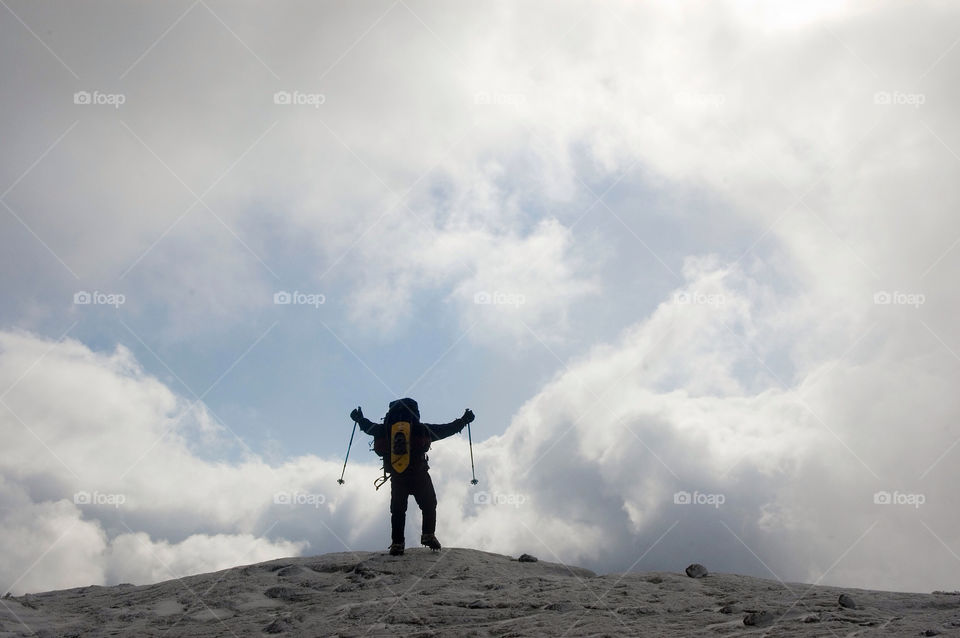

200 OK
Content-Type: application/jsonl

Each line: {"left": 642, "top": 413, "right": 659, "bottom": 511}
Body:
{"left": 390, "top": 475, "right": 410, "bottom": 544}
{"left": 412, "top": 470, "right": 438, "bottom": 535}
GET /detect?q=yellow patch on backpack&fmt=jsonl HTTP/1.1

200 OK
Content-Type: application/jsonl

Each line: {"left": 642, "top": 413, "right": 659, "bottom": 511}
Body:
{"left": 390, "top": 421, "right": 411, "bottom": 473}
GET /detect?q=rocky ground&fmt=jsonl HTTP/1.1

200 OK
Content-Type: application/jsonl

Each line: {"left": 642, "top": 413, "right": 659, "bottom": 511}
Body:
{"left": 2, "top": 548, "right": 959, "bottom": 636}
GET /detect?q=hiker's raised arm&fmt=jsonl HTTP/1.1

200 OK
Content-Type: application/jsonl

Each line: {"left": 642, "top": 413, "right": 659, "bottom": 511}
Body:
{"left": 422, "top": 409, "right": 475, "bottom": 441}
{"left": 350, "top": 406, "right": 383, "bottom": 436}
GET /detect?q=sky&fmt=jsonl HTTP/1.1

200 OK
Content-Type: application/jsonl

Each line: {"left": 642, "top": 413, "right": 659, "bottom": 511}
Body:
{"left": 1, "top": 0, "right": 959, "bottom": 596}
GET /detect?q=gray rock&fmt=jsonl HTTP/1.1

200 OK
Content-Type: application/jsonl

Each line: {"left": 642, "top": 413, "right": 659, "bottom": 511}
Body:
{"left": 263, "top": 586, "right": 312, "bottom": 602}
{"left": 544, "top": 601, "right": 579, "bottom": 612}
{"left": 263, "top": 618, "right": 293, "bottom": 633}
{"left": 743, "top": 610, "right": 775, "bottom": 626}
{"left": 838, "top": 593, "right": 857, "bottom": 609}
{"left": 275, "top": 566, "right": 304, "bottom": 578}
{"left": 19, "top": 595, "right": 39, "bottom": 610}
{"left": 685, "top": 563, "right": 708, "bottom": 578}
{"left": 518, "top": 554, "right": 538, "bottom": 563}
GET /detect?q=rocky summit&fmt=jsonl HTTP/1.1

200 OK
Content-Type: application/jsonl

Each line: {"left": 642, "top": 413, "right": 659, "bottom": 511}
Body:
{"left": 2, "top": 548, "right": 959, "bottom": 636}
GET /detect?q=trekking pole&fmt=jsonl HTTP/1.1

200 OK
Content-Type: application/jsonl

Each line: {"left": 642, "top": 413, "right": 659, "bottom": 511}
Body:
{"left": 467, "top": 419, "right": 479, "bottom": 485}
{"left": 337, "top": 415, "right": 358, "bottom": 485}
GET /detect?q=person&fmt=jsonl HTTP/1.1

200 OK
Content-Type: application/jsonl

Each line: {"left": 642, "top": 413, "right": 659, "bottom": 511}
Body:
{"left": 350, "top": 398, "right": 475, "bottom": 556}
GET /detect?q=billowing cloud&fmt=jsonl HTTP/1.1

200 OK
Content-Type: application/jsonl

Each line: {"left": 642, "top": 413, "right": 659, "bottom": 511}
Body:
{"left": 435, "top": 257, "right": 960, "bottom": 594}
{"left": 0, "top": 330, "right": 380, "bottom": 594}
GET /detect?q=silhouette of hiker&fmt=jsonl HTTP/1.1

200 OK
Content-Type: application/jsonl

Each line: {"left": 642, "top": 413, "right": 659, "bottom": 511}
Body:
{"left": 351, "top": 398, "right": 475, "bottom": 556}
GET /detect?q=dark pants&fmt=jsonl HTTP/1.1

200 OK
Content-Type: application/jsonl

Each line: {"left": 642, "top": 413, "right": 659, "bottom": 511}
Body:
{"left": 389, "top": 466, "right": 437, "bottom": 544}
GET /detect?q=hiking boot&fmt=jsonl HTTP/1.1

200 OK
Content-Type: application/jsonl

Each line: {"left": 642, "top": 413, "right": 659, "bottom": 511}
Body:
{"left": 389, "top": 543, "right": 404, "bottom": 556}
{"left": 420, "top": 533, "right": 441, "bottom": 551}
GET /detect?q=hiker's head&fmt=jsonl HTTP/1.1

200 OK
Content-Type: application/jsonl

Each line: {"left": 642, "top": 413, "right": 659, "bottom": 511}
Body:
{"left": 387, "top": 397, "right": 420, "bottom": 423}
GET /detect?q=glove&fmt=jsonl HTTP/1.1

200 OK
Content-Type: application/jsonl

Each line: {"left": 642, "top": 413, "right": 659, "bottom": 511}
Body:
{"left": 350, "top": 407, "right": 363, "bottom": 422}
{"left": 461, "top": 408, "right": 475, "bottom": 424}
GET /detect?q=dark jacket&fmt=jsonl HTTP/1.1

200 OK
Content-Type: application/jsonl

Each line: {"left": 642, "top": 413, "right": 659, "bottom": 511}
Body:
{"left": 356, "top": 415, "right": 467, "bottom": 471}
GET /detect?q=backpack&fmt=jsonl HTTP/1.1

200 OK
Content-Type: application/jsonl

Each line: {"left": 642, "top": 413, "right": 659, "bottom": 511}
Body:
{"left": 373, "top": 398, "right": 431, "bottom": 473}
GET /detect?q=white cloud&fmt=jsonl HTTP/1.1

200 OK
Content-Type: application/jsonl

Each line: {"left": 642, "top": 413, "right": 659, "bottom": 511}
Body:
{"left": 428, "top": 255, "right": 960, "bottom": 593}
{"left": 344, "top": 214, "right": 599, "bottom": 342}
{"left": 0, "top": 330, "right": 386, "bottom": 594}
{"left": 104, "top": 532, "right": 306, "bottom": 586}
{"left": 0, "top": 478, "right": 106, "bottom": 595}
